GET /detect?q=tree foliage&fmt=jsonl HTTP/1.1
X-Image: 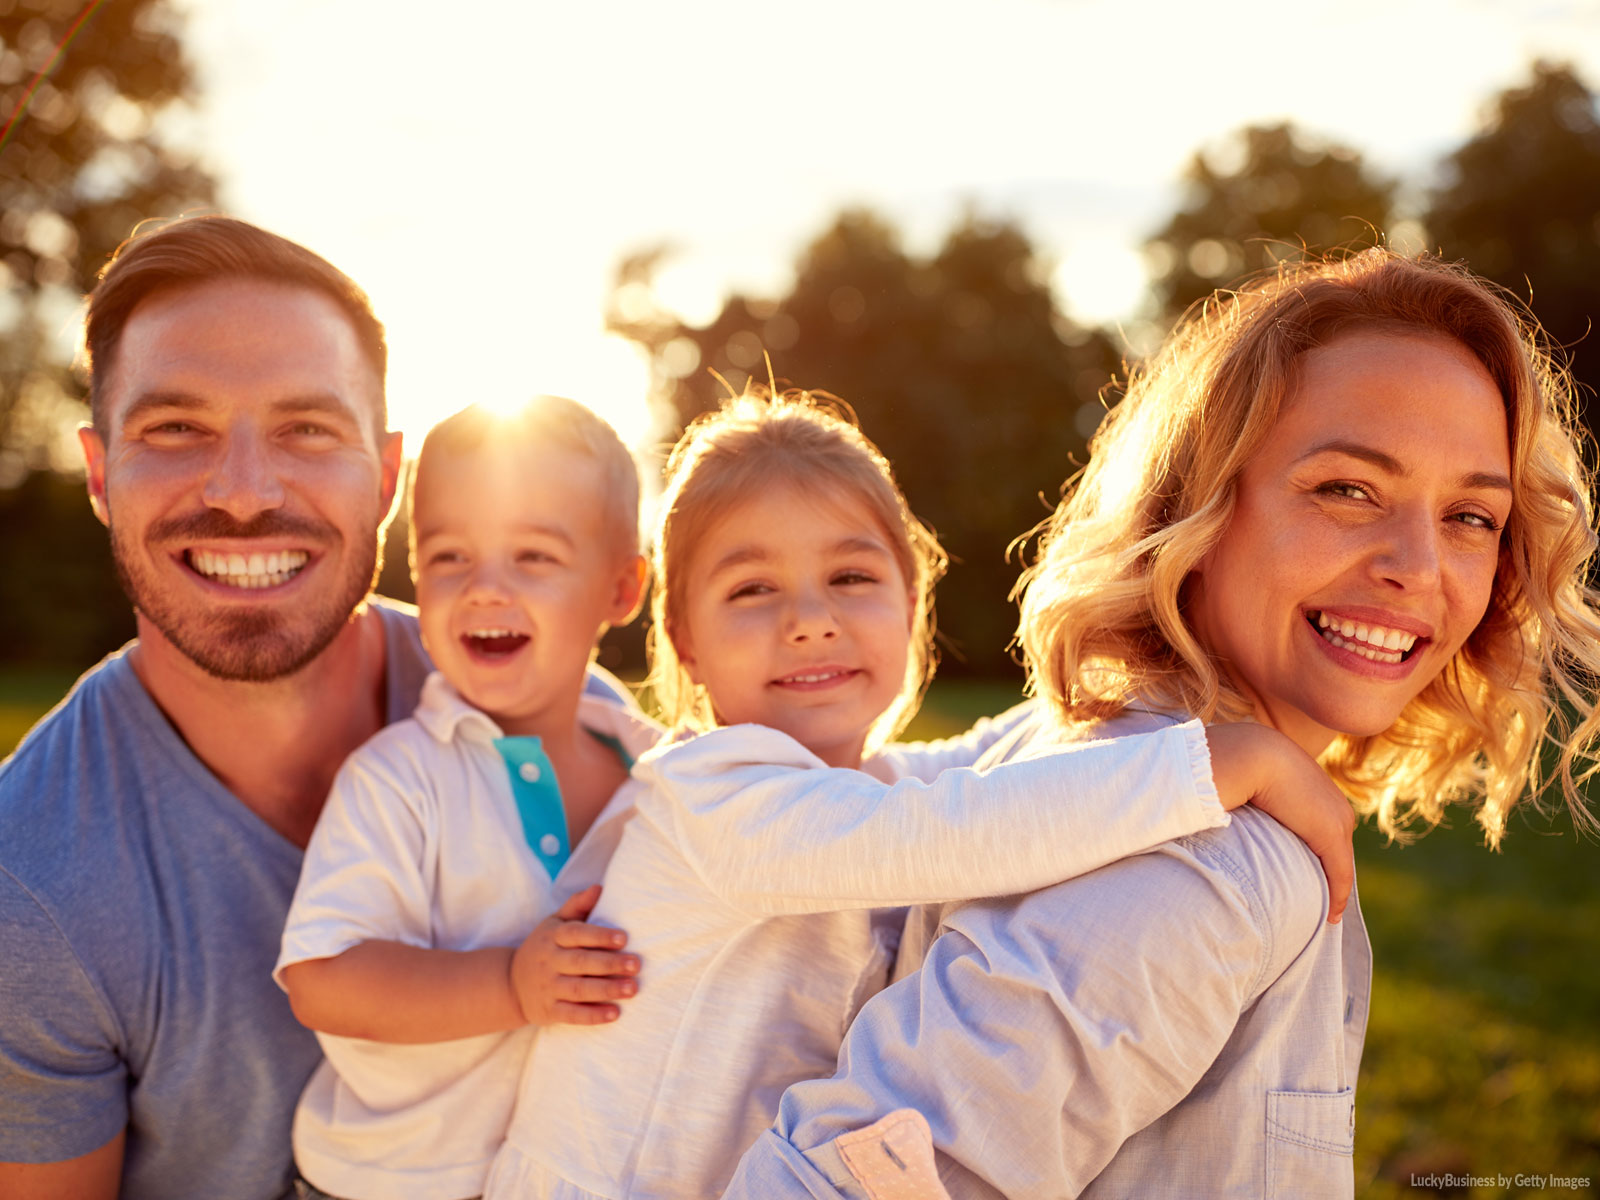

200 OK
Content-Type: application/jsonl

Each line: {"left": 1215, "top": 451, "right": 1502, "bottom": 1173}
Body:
{"left": 0, "top": 0, "right": 214, "bottom": 481}
{"left": 1145, "top": 122, "right": 1395, "bottom": 325}
{"left": 611, "top": 209, "right": 1123, "bottom": 678}
{"left": 1426, "top": 60, "right": 1600, "bottom": 427}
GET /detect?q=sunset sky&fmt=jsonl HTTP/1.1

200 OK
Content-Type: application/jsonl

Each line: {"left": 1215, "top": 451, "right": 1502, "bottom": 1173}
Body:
{"left": 168, "top": 0, "right": 1600, "bottom": 450}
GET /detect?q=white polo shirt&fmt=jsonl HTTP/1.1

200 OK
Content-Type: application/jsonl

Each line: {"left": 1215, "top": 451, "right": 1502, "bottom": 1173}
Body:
{"left": 276, "top": 672, "right": 662, "bottom": 1200}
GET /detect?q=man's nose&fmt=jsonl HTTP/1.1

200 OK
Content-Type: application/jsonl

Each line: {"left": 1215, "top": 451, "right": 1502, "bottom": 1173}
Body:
{"left": 200, "top": 430, "right": 286, "bottom": 519}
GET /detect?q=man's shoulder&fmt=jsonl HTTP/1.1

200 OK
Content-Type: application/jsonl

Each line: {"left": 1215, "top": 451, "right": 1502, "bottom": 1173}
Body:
{"left": 0, "top": 650, "right": 143, "bottom": 800}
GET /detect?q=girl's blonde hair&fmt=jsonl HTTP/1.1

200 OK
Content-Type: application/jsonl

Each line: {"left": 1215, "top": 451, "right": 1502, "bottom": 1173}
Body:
{"left": 1016, "top": 248, "right": 1600, "bottom": 846}
{"left": 648, "top": 387, "right": 947, "bottom": 755}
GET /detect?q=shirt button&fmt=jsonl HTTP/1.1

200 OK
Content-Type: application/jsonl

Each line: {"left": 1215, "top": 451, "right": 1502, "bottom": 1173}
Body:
{"left": 519, "top": 762, "right": 542, "bottom": 783}
{"left": 539, "top": 833, "right": 561, "bottom": 857}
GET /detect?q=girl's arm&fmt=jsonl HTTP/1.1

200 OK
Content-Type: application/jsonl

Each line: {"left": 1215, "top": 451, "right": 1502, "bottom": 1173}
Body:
{"left": 873, "top": 701, "right": 1037, "bottom": 782}
{"left": 279, "top": 886, "right": 638, "bottom": 1042}
{"left": 643, "top": 719, "right": 1352, "bottom": 921}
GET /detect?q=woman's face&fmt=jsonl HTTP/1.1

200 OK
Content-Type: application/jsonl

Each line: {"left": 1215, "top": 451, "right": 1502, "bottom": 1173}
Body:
{"left": 1187, "top": 329, "right": 1513, "bottom": 757}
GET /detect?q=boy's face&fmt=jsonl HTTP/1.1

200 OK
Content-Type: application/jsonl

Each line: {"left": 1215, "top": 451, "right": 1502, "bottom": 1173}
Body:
{"left": 412, "top": 440, "right": 643, "bottom": 735}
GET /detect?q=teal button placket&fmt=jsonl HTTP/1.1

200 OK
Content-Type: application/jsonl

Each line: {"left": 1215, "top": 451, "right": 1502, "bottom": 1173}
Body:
{"left": 493, "top": 736, "right": 570, "bottom": 880}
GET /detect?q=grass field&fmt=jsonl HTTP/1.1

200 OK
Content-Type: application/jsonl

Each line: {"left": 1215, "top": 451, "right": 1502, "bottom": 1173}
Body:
{"left": 5, "top": 672, "right": 1596, "bottom": 1196}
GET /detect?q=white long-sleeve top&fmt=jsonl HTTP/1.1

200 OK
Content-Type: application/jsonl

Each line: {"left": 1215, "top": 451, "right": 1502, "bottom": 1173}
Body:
{"left": 484, "top": 708, "right": 1227, "bottom": 1200}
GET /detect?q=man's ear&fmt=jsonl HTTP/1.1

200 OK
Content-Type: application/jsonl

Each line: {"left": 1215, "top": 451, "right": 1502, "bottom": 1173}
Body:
{"left": 610, "top": 554, "right": 648, "bottom": 625}
{"left": 78, "top": 424, "right": 110, "bottom": 527}
{"left": 378, "top": 430, "right": 404, "bottom": 516}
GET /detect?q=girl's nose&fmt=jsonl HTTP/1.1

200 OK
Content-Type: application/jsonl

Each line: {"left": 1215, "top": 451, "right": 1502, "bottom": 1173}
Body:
{"left": 785, "top": 588, "right": 841, "bottom": 643}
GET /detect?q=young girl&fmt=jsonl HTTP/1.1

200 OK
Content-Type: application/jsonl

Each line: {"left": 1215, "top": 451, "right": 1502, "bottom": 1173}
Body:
{"left": 483, "top": 389, "right": 1354, "bottom": 1200}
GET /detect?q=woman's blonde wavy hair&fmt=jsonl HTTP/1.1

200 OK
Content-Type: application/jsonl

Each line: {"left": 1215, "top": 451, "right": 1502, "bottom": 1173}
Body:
{"left": 646, "top": 387, "right": 947, "bottom": 756}
{"left": 1015, "top": 248, "right": 1600, "bottom": 846}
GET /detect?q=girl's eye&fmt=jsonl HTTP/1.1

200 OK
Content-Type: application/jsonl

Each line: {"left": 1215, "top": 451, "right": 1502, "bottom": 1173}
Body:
{"left": 832, "top": 570, "right": 878, "bottom": 586}
{"left": 728, "top": 581, "right": 773, "bottom": 600}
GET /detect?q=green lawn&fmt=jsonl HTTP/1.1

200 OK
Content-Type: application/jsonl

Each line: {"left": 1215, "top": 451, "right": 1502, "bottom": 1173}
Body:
{"left": 5, "top": 672, "right": 1596, "bottom": 1195}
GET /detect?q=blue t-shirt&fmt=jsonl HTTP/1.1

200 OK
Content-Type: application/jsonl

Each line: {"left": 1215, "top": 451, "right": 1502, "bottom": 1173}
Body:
{"left": 0, "top": 603, "right": 434, "bottom": 1199}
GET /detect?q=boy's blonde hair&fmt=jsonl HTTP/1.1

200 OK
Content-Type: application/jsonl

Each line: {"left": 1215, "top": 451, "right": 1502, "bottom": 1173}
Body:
{"left": 408, "top": 396, "right": 642, "bottom": 568}
{"left": 1016, "top": 248, "right": 1600, "bottom": 846}
{"left": 648, "top": 388, "right": 946, "bottom": 754}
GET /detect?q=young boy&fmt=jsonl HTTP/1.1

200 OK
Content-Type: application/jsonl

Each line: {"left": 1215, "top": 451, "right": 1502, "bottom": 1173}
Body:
{"left": 275, "top": 397, "right": 661, "bottom": 1200}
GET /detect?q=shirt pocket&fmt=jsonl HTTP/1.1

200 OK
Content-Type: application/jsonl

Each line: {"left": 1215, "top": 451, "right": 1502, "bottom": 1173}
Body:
{"left": 1265, "top": 1087, "right": 1355, "bottom": 1198}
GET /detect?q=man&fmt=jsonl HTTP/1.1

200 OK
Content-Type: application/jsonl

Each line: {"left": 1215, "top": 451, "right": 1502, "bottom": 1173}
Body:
{"left": 0, "top": 216, "right": 621, "bottom": 1199}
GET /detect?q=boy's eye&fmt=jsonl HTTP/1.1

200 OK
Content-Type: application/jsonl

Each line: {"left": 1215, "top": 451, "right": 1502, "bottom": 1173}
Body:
{"left": 425, "top": 549, "right": 464, "bottom": 566}
{"left": 516, "top": 549, "right": 557, "bottom": 565}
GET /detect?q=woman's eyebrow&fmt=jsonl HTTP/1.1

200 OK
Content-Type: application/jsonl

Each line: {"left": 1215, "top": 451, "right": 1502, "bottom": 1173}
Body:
{"left": 1296, "top": 439, "right": 1512, "bottom": 491}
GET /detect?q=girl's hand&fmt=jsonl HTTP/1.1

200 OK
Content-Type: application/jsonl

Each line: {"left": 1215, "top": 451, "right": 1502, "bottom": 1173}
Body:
{"left": 509, "top": 884, "right": 641, "bottom": 1025}
{"left": 1204, "top": 724, "right": 1357, "bottom": 924}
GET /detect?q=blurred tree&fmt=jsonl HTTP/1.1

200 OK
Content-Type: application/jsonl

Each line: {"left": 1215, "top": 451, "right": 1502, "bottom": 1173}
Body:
{"left": 0, "top": 0, "right": 213, "bottom": 669}
{"left": 0, "top": 0, "right": 214, "bottom": 482}
{"left": 1426, "top": 61, "right": 1600, "bottom": 430}
{"left": 610, "top": 208, "right": 1123, "bottom": 679}
{"left": 1145, "top": 122, "right": 1395, "bottom": 325}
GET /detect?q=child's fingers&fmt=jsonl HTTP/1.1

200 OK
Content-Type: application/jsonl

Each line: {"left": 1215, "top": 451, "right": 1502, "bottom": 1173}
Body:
{"left": 554, "top": 920, "right": 629, "bottom": 951}
{"left": 555, "top": 974, "right": 639, "bottom": 1004}
{"left": 547, "top": 999, "right": 623, "bottom": 1026}
{"left": 553, "top": 884, "right": 603, "bottom": 923}
{"left": 1319, "top": 837, "right": 1355, "bottom": 925}
{"left": 557, "top": 946, "right": 641, "bottom": 978}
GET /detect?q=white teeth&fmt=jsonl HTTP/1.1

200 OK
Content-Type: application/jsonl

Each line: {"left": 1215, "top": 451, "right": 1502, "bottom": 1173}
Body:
{"left": 784, "top": 670, "right": 845, "bottom": 683}
{"left": 467, "top": 628, "right": 522, "bottom": 639}
{"left": 189, "top": 549, "right": 309, "bottom": 589}
{"left": 1311, "top": 611, "right": 1418, "bottom": 657}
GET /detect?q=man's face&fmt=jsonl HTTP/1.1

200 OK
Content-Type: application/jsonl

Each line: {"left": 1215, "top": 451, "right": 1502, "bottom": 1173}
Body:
{"left": 80, "top": 278, "right": 403, "bottom": 682}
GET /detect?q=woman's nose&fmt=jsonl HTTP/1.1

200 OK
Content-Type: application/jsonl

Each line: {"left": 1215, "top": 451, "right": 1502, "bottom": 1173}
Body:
{"left": 1374, "top": 508, "right": 1444, "bottom": 592}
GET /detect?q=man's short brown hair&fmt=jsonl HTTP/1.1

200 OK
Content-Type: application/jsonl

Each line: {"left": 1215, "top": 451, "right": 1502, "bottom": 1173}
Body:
{"left": 85, "top": 215, "right": 388, "bottom": 436}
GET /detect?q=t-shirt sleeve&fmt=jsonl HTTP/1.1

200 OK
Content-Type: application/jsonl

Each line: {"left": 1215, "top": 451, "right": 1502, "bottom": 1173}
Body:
{"left": 874, "top": 701, "right": 1036, "bottom": 782}
{"left": 275, "top": 747, "right": 434, "bottom": 986}
{"left": 0, "top": 867, "right": 128, "bottom": 1162}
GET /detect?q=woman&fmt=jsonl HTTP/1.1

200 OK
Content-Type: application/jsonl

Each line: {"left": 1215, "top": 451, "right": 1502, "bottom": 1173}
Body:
{"left": 721, "top": 249, "right": 1600, "bottom": 1199}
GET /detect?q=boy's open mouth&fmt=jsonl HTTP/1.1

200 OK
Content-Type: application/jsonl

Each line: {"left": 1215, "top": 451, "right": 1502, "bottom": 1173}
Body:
{"left": 1306, "top": 610, "right": 1421, "bottom": 665}
{"left": 462, "top": 628, "right": 530, "bottom": 658}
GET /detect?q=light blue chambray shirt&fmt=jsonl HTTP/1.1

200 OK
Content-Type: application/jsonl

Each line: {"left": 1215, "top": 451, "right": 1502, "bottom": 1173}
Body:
{"left": 723, "top": 707, "right": 1373, "bottom": 1200}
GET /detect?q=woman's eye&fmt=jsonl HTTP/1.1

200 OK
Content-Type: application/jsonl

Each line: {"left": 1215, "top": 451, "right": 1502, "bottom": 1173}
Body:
{"left": 1317, "top": 481, "right": 1372, "bottom": 502}
{"left": 1450, "top": 509, "right": 1502, "bottom": 532}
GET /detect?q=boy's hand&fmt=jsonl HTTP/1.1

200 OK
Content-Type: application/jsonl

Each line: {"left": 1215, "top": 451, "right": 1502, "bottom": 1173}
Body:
{"left": 509, "top": 884, "right": 641, "bottom": 1026}
{"left": 1204, "top": 723, "right": 1357, "bottom": 924}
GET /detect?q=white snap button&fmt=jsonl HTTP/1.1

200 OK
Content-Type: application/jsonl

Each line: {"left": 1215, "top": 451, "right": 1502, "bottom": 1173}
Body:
{"left": 539, "top": 833, "right": 561, "bottom": 856}
{"left": 519, "top": 762, "right": 542, "bottom": 783}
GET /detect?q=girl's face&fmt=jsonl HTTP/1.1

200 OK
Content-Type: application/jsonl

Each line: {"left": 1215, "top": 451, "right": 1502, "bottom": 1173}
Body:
{"left": 674, "top": 481, "right": 915, "bottom": 768}
{"left": 1186, "top": 330, "right": 1513, "bottom": 757}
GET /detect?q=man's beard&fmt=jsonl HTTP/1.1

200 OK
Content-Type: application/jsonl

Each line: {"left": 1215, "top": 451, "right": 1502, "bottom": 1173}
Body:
{"left": 108, "top": 508, "right": 382, "bottom": 683}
